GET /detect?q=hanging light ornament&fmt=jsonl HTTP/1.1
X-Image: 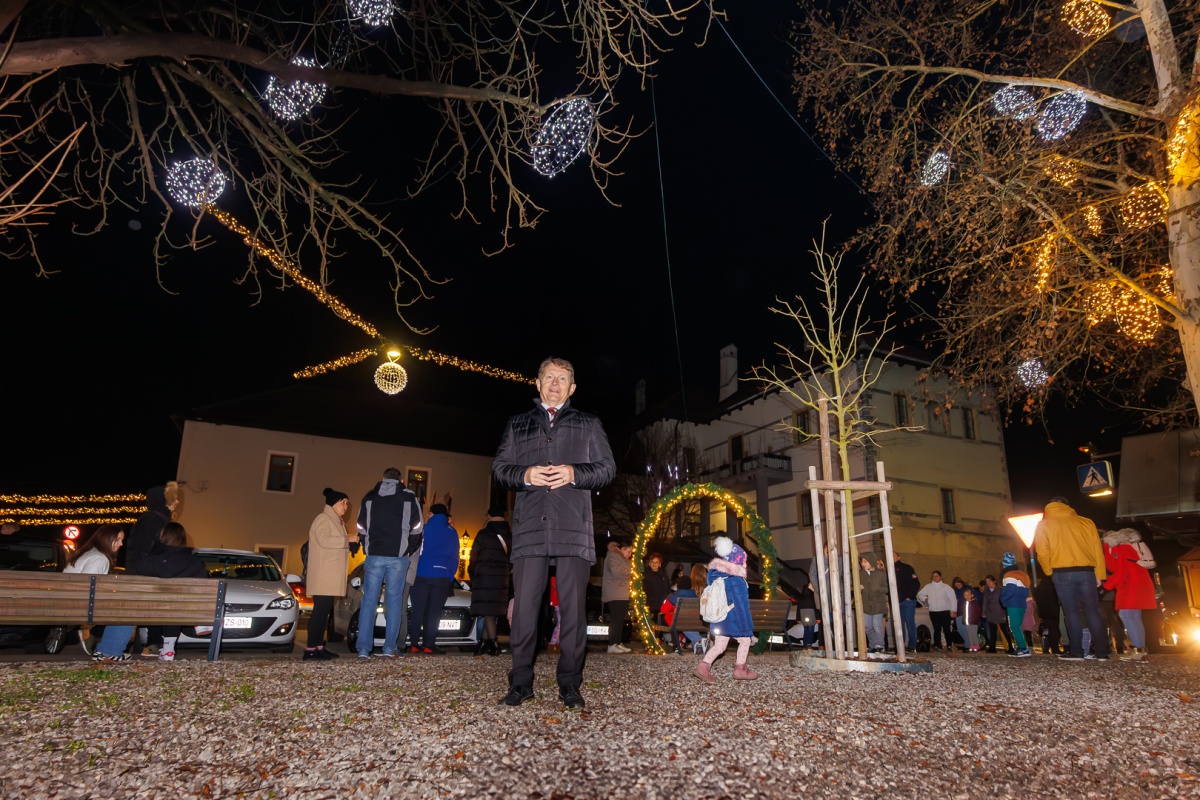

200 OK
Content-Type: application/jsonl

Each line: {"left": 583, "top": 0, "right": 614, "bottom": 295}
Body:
{"left": 992, "top": 86, "right": 1037, "bottom": 120}
{"left": 346, "top": 0, "right": 394, "bottom": 27}
{"left": 165, "top": 158, "right": 227, "bottom": 208}
{"left": 1017, "top": 358, "right": 1049, "bottom": 388}
{"left": 1156, "top": 265, "right": 1175, "bottom": 304}
{"left": 920, "top": 149, "right": 950, "bottom": 186}
{"left": 265, "top": 56, "right": 328, "bottom": 121}
{"left": 1118, "top": 182, "right": 1167, "bottom": 231}
{"left": 532, "top": 98, "right": 594, "bottom": 177}
{"left": 1083, "top": 204, "right": 1102, "bottom": 235}
{"left": 1033, "top": 235, "right": 1057, "bottom": 293}
{"left": 1114, "top": 290, "right": 1161, "bottom": 343}
{"left": 1040, "top": 155, "right": 1078, "bottom": 187}
{"left": 374, "top": 360, "right": 408, "bottom": 395}
{"left": 1061, "top": 0, "right": 1111, "bottom": 38}
{"left": 1037, "top": 91, "right": 1087, "bottom": 141}
{"left": 1167, "top": 100, "right": 1200, "bottom": 186}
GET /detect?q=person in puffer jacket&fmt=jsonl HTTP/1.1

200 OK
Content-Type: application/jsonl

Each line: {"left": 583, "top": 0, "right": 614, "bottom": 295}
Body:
{"left": 999, "top": 552, "right": 1032, "bottom": 657}
{"left": 409, "top": 504, "right": 459, "bottom": 654}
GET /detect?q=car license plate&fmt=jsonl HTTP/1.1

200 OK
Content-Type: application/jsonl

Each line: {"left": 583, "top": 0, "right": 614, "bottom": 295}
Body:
{"left": 224, "top": 616, "right": 252, "bottom": 630}
{"left": 587, "top": 624, "right": 609, "bottom": 636}
{"left": 438, "top": 619, "right": 459, "bottom": 631}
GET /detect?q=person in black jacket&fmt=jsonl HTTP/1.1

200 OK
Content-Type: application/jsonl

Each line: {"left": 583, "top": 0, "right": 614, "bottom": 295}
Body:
{"left": 493, "top": 357, "right": 616, "bottom": 710}
{"left": 142, "top": 521, "right": 207, "bottom": 662}
{"left": 643, "top": 553, "right": 672, "bottom": 623}
{"left": 125, "top": 482, "right": 182, "bottom": 657}
{"left": 1034, "top": 569, "right": 1063, "bottom": 654}
{"left": 893, "top": 551, "right": 920, "bottom": 651}
{"left": 355, "top": 467, "right": 423, "bottom": 659}
{"left": 469, "top": 506, "right": 511, "bottom": 656}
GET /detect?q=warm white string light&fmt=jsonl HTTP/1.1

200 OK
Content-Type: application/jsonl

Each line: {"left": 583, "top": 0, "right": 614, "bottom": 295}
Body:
{"left": 920, "top": 149, "right": 951, "bottom": 186}
{"left": 532, "top": 98, "right": 594, "bottom": 177}
{"left": 1061, "top": 0, "right": 1111, "bottom": 38}
{"left": 347, "top": 0, "right": 394, "bottom": 26}
{"left": 165, "top": 158, "right": 227, "bottom": 208}
{"left": 1017, "top": 358, "right": 1049, "bottom": 388}
{"left": 265, "top": 56, "right": 328, "bottom": 121}
{"left": 1037, "top": 91, "right": 1087, "bottom": 141}
{"left": 374, "top": 361, "right": 408, "bottom": 394}
{"left": 992, "top": 86, "right": 1037, "bottom": 120}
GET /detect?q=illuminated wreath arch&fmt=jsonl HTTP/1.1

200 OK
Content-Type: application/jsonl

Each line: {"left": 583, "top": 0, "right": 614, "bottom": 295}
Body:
{"left": 629, "top": 482, "right": 780, "bottom": 655}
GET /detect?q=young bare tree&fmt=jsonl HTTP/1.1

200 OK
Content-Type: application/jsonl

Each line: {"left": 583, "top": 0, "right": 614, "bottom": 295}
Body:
{"left": 599, "top": 421, "right": 700, "bottom": 544}
{"left": 753, "top": 227, "right": 920, "bottom": 658}
{"left": 793, "top": 0, "right": 1200, "bottom": 424}
{"left": 0, "top": 0, "right": 714, "bottom": 328}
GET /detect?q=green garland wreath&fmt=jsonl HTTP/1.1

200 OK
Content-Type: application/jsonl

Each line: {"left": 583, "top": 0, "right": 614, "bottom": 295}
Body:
{"left": 629, "top": 482, "right": 781, "bottom": 655}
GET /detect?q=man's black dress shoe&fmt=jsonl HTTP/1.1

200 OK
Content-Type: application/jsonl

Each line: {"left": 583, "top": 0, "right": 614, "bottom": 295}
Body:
{"left": 559, "top": 686, "right": 585, "bottom": 710}
{"left": 498, "top": 685, "right": 535, "bottom": 706}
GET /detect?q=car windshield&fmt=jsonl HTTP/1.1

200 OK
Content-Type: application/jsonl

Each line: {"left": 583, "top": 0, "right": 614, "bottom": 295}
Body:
{"left": 0, "top": 540, "right": 62, "bottom": 571}
{"left": 199, "top": 553, "right": 281, "bottom": 582}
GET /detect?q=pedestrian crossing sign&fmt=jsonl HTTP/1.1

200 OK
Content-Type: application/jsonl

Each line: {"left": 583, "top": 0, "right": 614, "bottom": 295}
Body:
{"left": 1077, "top": 461, "right": 1114, "bottom": 495}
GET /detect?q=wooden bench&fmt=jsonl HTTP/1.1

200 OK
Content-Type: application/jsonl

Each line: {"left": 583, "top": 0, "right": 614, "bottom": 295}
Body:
{"left": 652, "top": 596, "right": 794, "bottom": 654}
{"left": 0, "top": 572, "right": 231, "bottom": 661}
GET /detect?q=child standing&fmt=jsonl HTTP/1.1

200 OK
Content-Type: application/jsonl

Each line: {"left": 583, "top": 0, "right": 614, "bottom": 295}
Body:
{"left": 694, "top": 536, "right": 758, "bottom": 682}
{"left": 1000, "top": 552, "right": 1033, "bottom": 657}
{"left": 960, "top": 588, "right": 982, "bottom": 651}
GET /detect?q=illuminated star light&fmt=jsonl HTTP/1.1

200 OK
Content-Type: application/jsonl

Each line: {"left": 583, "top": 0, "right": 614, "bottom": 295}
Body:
{"left": 374, "top": 361, "right": 409, "bottom": 394}
{"left": 165, "top": 158, "right": 227, "bottom": 208}
{"left": 532, "top": 98, "right": 595, "bottom": 177}
{"left": 265, "top": 56, "right": 328, "bottom": 121}
{"left": 1061, "top": 0, "right": 1111, "bottom": 38}
{"left": 1017, "top": 358, "right": 1049, "bottom": 388}
{"left": 992, "top": 86, "right": 1037, "bottom": 120}
{"left": 1037, "top": 91, "right": 1087, "bottom": 141}
{"left": 347, "top": 0, "right": 394, "bottom": 26}
{"left": 920, "top": 149, "right": 950, "bottom": 186}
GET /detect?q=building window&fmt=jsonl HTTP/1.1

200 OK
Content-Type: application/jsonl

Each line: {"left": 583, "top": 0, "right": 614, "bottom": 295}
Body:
{"left": 800, "top": 496, "right": 813, "bottom": 527}
{"left": 893, "top": 393, "right": 909, "bottom": 426}
{"left": 940, "top": 488, "right": 957, "bottom": 524}
{"left": 868, "top": 496, "right": 882, "bottom": 530}
{"left": 962, "top": 408, "right": 976, "bottom": 440}
{"left": 729, "top": 434, "right": 744, "bottom": 468}
{"left": 264, "top": 452, "right": 297, "bottom": 493}
{"left": 793, "top": 409, "right": 814, "bottom": 443}
{"left": 407, "top": 469, "right": 430, "bottom": 503}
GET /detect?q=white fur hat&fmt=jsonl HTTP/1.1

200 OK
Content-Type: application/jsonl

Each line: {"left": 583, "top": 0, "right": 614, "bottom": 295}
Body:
{"left": 714, "top": 536, "right": 733, "bottom": 558}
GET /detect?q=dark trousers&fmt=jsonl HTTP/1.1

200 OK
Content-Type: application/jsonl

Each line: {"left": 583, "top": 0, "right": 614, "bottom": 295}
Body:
{"left": 929, "top": 611, "right": 953, "bottom": 648}
{"left": 1053, "top": 570, "right": 1109, "bottom": 658}
{"left": 605, "top": 601, "right": 629, "bottom": 646}
{"left": 986, "top": 621, "right": 1014, "bottom": 652}
{"left": 307, "top": 595, "right": 335, "bottom": 648}
{"left": 409, "top": 576, "right": 453, "bottom": 649}
{"left": 510, "top": 556, "right": 589, "bottom": 690}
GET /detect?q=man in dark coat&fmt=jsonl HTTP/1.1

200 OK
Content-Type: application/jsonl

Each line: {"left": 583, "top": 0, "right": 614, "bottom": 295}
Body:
{"left": 493, "top": 357, "right": 616, "bottom": 709}
{"left": 893, "top": 551, "right": 920, "bottom": 652}
{"left": 126, "top": 483, "right": 181, "bottom": 575}
{"left": 470, "top": 506, "right": 511, "bottom": 656}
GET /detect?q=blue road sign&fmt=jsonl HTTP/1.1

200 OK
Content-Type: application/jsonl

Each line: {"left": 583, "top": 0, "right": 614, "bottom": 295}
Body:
{"left": 1077, "top": 461, "right": 1114, "bottom": 494}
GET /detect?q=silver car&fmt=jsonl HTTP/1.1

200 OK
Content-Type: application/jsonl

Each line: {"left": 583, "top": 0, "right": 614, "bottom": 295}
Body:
{"left": 331, "top": 564, "right": 478, "bottom": 652}
{"left": 177, "top": 549, "right": 300, "bottom": 652}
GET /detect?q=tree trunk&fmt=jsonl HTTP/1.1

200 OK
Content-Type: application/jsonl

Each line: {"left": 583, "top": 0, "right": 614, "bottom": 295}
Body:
{"left": 1169, "top": 179, "right": 1200, "bottom": 409}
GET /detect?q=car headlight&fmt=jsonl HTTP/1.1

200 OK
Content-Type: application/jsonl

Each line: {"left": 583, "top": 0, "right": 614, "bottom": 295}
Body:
{"left": 268, "top": 596, "right": 297, "bottom": 610}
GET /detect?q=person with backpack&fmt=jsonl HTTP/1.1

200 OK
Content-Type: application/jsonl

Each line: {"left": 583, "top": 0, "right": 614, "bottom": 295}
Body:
{"left": 999, "top": 552, "right": 1033, "bottom": 657}
{"left": 694, "top": 536, "right": 757, "bottom": 683}
{"left": 1102, "top": 528, "right": 1157, "bottom": 662}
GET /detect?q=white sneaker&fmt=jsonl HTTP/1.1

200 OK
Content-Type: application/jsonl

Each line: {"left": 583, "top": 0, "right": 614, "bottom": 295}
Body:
{"left": 159, "top": 651, "right": 175, "bottom": 662}
{"left": 606, "top": 644, "right": 629, "bottom": 654}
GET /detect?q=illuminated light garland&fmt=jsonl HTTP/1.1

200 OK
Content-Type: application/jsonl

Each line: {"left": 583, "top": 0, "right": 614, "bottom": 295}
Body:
{"left": 0, "top": 506, "right": 147, "bottom": 517}
{"left": 1156, "top": 265, "right": 1175, "bottom": 303}
{"left": 1085, "top": 279, "right": 1163, "bottom": 343}
{"left": 165, "top": 158, "right": 227, "bottom": 208}
{"left": 374, "top": 361, "right": 408, "bottom": 394}
{"left": 1083, "top": 204, "right": 1102, "bottom": 235}
{"left": 1061, "top": 0, "right": 1111, "bottom": 38}
{"left": 1037, "top": 91, "right": 1087, "bottom": 141}
{"left": 265, "top": 56, "right": 328, "bottom": 121}
{"left": 1041, "top": 155, "right": 1078, "bottom": 187}
{"left": 1168, "top": 100, "right": 1200, "bottom": 186}
{"left": 920, "top": 149, "right": 950, "bottom": 186}
{"left": 992, "top": 86, "right": 1037, "bottom": 120}
{"left": 0, "top": 516, "right": 141, "bottom": 526}
{"left": 629, "top": 482, "right": 779, "bottom": 656}
{"left": 1118, "top": 182, "right": 1167, "bottom": 231}
{"left": 205, "top": 207, "right": 381, "bottom": 339}
{"left": 532, "top": 98, "right": 594, "bottom": 177}
{"left": 401, "top": 344, "right": 534, "bottom": 385}
{"left": 347, "top": 0, "right": 394, "bottom": 26}
{"left": 1017, "top": 358, "right": 1049, "bottom": 388}
{"left": 293, "top": 348, "right": 378, "bottom": 379}
{"left": 1033, "top": 235, "right": 1057, "bottom": 293}
{"left": 1, "top": 493, "right": 146, "bottom": 504}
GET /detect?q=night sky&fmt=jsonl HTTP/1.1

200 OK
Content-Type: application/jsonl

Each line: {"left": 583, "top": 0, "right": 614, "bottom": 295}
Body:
{"left": 0, "top": 4, "right": 1132, "bottom": 527}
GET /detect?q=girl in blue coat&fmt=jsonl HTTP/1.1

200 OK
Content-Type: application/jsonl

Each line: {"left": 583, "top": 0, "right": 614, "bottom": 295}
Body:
{"left": 694, "top": 537, "right": 759, "bottom": 682}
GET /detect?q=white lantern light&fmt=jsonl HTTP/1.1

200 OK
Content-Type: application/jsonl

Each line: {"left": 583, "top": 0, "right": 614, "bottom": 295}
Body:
{"left": 374, "top": 362, "right": 408, "bottom": 394}
{"left": 165, "top": 158, "right": 227, "bottom": 208}
{"left": 1037, "top": 91, "right": 1087, "bottom": 141}
{"left": 992, "top": 86, "right": 1036, "bottom": 121}
{"left": 1017, "top": 358, "right": 1049, "bottom": 388}
{"left": 265, "top": 56, "right": 328, "bottom": 121}
{"left": 920, "top": 149, "right": 950, "bottom": 186}
{"left": 347, "top": 0, "right": 394, "bottom": 27}
{"left": 532, "top": 98, "right": 594, "bottom": 177}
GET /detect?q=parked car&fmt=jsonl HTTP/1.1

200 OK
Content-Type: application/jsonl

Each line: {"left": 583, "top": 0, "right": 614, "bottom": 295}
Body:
{"left": 0, "top": 533, "right": 72, "bottom": 653}
{"left": 176, "top": 549, "right": 300, "bottom": 652}
{"left": 330, "top": 564, "right": 479, "bottom": 652}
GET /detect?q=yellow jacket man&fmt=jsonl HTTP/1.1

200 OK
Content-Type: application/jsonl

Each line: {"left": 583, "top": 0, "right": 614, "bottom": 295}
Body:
{"left": 1033, "top": 498, "right": 1108, "bottom": 660}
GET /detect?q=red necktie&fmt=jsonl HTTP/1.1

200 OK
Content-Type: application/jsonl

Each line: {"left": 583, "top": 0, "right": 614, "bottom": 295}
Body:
{"left": 548, "top": 407, "right": 557, "bottom": 422}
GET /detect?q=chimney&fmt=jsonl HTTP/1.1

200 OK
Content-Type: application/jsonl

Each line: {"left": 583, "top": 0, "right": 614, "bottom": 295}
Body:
{"left": 719, "top": 344, "right": 738, "bottom": 401}
{"left": 635, "top": 379, "right": 646, "bottom": 415}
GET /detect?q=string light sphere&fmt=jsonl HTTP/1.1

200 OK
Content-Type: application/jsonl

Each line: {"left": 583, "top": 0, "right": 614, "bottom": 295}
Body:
{"left": 1061, "top": 0, "right": 1111, "bottom": 38}
{"left": 992, "top": 86, "right": 1037, "bottom": 120}
{"left": 265, "top": 56, "right": 328, "bottom": 121}
{"left": 1041, "top": 155, "right": 1078, "bottom": 188}
{"left": 1118, "top": 182, "right": 1167, "bottom": 231}
{"left": 1083, "top": 204, "right": 1102, "bottom": 235}
{"left": 920, "top": 149, "right": 950, "bottom": 186}
{"left": 347, "top": 0, "right": 394, "bottom": 26}
{"left": 165, "top": 158, "right": 227, "bottom": 208}
{"left": 1114, "top": 290, "right": 1161, "bottom": 343}
{"left": 1033, "top": 235, "right": 1057, "bottom": 293}
{"left": 374, "top": 361, "right": 408, "bottom": 394}
{"left": 1037, "top": 91, "right": 1087, "bottom": 141}
{"left": 1017, "top": 358, "right": 1049, "bottom": 388}
{"left": 1084, "top": 281, "right": 1117, "bottom": 326}
{"left": 532, "top": 98, "right": 594, "bottom": 177}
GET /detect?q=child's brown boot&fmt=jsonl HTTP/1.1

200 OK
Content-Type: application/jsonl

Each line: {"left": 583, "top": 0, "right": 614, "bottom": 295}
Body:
{"left": 733, "top": 663, "right": 759, "bottom": 681}
{"left": 693, "top": 661, "right": 717, "bottom": 683}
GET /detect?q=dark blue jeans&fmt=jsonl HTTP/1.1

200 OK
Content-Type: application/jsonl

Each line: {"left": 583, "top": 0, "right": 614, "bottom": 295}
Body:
{"left": 899, "top": 599, "right": 917, "bottom": 649}
{"left": 1053, "top": 570, "right": 1108, "bottom": 658}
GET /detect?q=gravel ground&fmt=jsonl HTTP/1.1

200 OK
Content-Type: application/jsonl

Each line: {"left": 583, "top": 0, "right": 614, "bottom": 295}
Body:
{"left": 1, "top": 649, "right": 1198, "bottom": 799}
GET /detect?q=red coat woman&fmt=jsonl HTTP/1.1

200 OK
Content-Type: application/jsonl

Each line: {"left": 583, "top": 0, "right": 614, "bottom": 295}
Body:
{"left": 1102, "top": 528, "right": 1156, "bottom": 661}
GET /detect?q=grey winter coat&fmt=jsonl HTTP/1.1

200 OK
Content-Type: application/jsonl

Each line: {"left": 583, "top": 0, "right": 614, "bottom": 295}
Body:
{"left": 602, "top": 546, "right": 631, "bottom": 603}
{"left": 492, "top": 400, "right": 616, "bottom": 563}
{"left": 980, "top": 585, "right": 1006, "bottom": 624}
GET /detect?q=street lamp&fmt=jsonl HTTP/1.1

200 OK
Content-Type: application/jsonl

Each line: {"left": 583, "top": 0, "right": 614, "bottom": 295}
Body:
{"left": 1008, "top": 513, "right": 1043, "bottom": 587}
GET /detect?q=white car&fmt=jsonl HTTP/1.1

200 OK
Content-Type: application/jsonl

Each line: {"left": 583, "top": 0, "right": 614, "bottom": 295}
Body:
{"left": 177, "top": 549, "right": 300, "bottom": 652}
{"left": 331, "top": 565, "right": 479, "bottom": 652}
